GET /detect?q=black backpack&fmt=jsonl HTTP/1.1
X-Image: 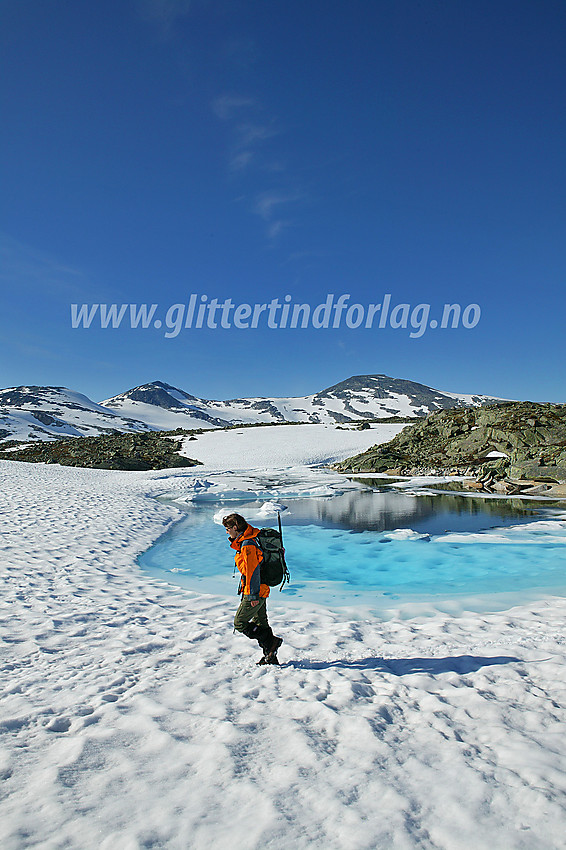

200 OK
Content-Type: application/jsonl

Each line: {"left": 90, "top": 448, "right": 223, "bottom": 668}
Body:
{"left": 244, "top": 526, "right": 291, "bottom": 590}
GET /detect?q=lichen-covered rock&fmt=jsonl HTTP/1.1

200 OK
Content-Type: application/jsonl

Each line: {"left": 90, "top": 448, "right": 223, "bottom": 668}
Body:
{"left": 0, "top": 431, "right": 203, "bottom": 471}
{"left": 508, "top": 462, "right": 566, "bottom": 483}
{"left": 334, "top": 401, "right": 566, "bottom": 484}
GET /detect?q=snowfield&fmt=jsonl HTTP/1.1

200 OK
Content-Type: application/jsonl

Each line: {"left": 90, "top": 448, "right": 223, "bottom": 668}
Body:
{"left": 1, "top": 424, "right": 566, "bottom": 849}
{"left": 177, "top": 421, "right": 407, "bottom": 470}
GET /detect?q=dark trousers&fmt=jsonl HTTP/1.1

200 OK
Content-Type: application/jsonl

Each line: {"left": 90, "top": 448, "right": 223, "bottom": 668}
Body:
{"left": 234, "top": 598, "right": 273, "bottom": 651}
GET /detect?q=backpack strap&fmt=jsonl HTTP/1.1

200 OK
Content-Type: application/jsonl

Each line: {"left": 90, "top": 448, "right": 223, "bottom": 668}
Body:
{"left": 240, "top": 537, "right": 262, "bottom": 553}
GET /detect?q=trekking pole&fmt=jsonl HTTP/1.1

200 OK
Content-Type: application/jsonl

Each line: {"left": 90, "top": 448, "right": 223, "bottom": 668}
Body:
{"left": 277, "top": 511, "right": 291, "bottom": 590}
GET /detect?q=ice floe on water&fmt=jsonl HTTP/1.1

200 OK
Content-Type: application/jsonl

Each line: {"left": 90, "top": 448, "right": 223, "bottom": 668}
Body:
{"left": 256, "top": 500, "right": 288, "bottom": 516}
{"left": 212, "top": 500, "right": 289, "bottom": 525}
{"left": 379, "top": 528, "right": 431, "bottom": 541}
{"left": 435, "top": 514, "right": 566, "bottom": 545}
{"left": 161, "top": 469, "right": 364, "bottom": 509}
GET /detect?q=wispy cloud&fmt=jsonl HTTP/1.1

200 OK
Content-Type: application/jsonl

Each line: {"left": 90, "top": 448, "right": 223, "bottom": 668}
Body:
{"left": 0, "top": 232, "right": 120, "bottom": 303}
{"left": 254, "top": 191, "right": 303, "bottom": 220}
{"left": 136, "top": 0, "right": 193, "bottom": 37}
{"left": 253, "top": 191, "right": 304, "bottom": 242}
{"left": 228, "top": 122, "right": 279, "bottom": 174}
{"left": 235, "top": 121, "right": 278, "bottom": 148}
{"left": 212, "top": 95, "right": 269, "bottom": 173}
{"left": 228, "top": 121, "right": 279, "bottom": 173}
{"left": 213, "top": 93, "right": 305, "bottom": 240}
{"left": 0, "top": 233, "right": 87, "bottom": 299}
{"left": 3, "top": 334, "right": 63, "bottom": 363}
{"left": 229, "top": 151, "right": 254, "bottom": 172}
{"left": 267, "top": 220, "right": 289, "bottom": 240}
{"left": 212, "top": 94, "right": 256, "bottom": 121}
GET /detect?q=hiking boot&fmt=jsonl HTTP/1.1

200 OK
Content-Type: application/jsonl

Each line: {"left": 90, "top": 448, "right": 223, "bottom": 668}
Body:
{"left": 257, "top": 653, "right": 280, "bottom": 666}
{"left": 264, "top": 636, "right": 283, "bottom": 662}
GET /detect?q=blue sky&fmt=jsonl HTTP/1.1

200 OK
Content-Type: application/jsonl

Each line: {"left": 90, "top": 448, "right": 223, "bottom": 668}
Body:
{"left": 1, "top": 0, "right": 565, "bottom": 402}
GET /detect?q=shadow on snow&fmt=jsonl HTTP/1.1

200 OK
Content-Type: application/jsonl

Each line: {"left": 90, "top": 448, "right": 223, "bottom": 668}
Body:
{"left": 284, "top": 654, "right": 521, "bottom": 676}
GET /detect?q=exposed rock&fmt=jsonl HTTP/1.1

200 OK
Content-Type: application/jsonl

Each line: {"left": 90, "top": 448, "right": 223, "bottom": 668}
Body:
{"left": 539, "top": 483, "right": 566, "bottom": 498}
{"left": 325, "top": 410, "right": 359, "bottom": 424}
{"left": 247, "top": 400, "right": 287, "bottom": 421}
{"left": 508, "top": 462, "right": 566, "bottom": 484}
{"left": 126, "top": 384, "right": 195, "bottom": 408}
{"left": 0, "top": 431, "right": 203, "bottom": 471}
{"left": 521, "top": 483, "right": 552, "bottom": 495}
{"left": 334, "top": 401, "right": 566, "bottom": 485}
{"left": 465, "top": 480, "right": 486, "bottom": 491}
{"left": 31, "top": 411, "right": 69, "bottom": 428}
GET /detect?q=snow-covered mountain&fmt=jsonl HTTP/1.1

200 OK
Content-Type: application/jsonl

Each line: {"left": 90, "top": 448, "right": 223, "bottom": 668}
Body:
{"left": 100, "top": 382, "right": 232, "bottom": 430}
{"left": 0, "top": 386, "right": 152, "bottom": 442}
{"left": 0, "top": 376, "right": 506, "bottom": 444}
{"left": 101, "top": 376, "right": 504, "bottom": 430}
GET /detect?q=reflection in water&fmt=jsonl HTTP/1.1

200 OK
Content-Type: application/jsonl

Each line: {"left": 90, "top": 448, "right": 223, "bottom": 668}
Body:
{"left": 273, "top": 490, "right": 549, "bottom": 536}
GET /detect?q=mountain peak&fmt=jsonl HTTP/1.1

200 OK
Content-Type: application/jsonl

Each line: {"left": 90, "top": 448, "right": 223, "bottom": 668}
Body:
{"left": 0, "top": 385, "right": 151, "bottom": 442}
{"left": 103, "top": 382, "right": 197, "bottom": 409}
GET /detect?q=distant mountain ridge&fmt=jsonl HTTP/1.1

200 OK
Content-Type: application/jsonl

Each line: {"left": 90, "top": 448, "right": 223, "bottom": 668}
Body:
{"left": 0, "top": 375, "right": 506, "bottom": 443}
{"left": 0, "top": 386, "right": 151, "bottom": 443}
{"left": 101, "top": 375, "right": 503, "bottom": 430}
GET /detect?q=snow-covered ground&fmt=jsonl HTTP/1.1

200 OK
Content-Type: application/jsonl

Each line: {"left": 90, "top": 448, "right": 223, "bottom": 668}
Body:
{"left": 1, "top": 424, "right": 566, "bottom": 849}
{"left": 178, "top": 421, "right": 407, "bottom": 470}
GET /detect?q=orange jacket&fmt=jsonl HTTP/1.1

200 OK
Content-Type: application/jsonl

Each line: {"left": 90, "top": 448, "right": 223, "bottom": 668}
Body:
{"left": 230, "top": 524, "right": 270, "bottom": 600}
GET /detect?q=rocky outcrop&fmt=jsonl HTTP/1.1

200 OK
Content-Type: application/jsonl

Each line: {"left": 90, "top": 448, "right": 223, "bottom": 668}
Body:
{"left": 0, "top": 432, "right": 202, "bottom": 471}
{"left": 335, "top": 401, "right": 566, "bottom": 486}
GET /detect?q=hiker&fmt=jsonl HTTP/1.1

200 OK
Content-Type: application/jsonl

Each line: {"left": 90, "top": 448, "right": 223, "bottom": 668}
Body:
{"left": 222, "top": 512, "right": 283, "bottom": 665}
